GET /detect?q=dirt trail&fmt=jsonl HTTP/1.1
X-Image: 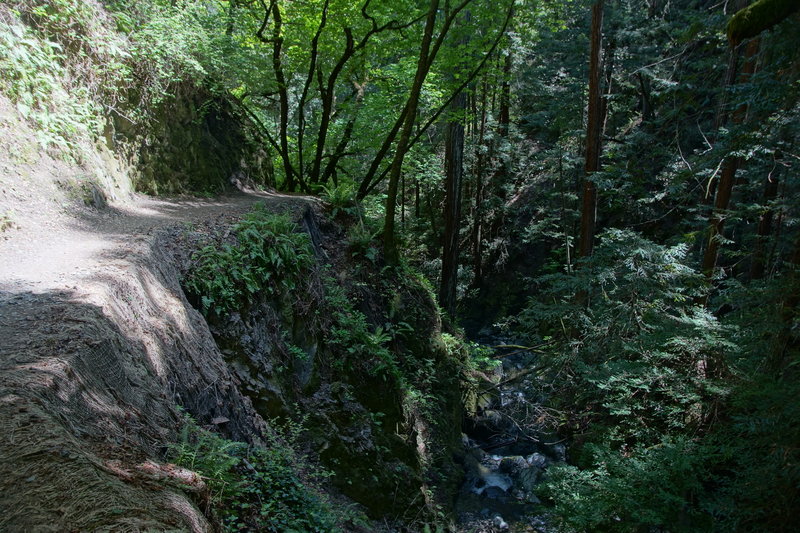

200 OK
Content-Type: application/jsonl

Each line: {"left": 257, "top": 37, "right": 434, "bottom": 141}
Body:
{"left": 0, "top": 190, "right": 313, "bottom": 292}
{"left": 0, "top": 189, "right": 317, "bottom": 531}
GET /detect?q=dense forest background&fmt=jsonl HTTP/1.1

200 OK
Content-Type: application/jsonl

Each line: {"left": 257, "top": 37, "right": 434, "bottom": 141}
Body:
{"left": 2, "top": 0, "right": 799, "bottom": 531}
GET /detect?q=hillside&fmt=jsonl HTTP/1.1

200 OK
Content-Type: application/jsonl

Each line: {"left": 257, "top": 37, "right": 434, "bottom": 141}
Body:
{"left": 0, "top": 2, "right": 464, "bottom": 530}
{"left": 2, "top": 0, "right": 800, "bottom": 532}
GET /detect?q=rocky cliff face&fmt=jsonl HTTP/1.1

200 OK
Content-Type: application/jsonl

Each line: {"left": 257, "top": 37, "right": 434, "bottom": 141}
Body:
{"left": 191, "top": 207, "right": 467, "bottom": 521}
{"left": 106, "top": 84, "right": 273, "bottom": 195}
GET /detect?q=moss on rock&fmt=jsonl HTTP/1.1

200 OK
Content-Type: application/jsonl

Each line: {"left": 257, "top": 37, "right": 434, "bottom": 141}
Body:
{"left": 727, "top": 0, "right": 800, "bottom": 45}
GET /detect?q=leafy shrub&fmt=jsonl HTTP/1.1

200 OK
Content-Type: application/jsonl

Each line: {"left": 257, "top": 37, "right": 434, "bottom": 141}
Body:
{"left": 122, "top": 0, "right": 227, "bottom": 110}
{"left": 0, "top": 0, "right": 229, "bottom": 161}
{"left": 702, "top": 279, "right": 800, "bottom": 530}
{"left": 185, "top": 205, "right": 313, "bottom": 316}
{"left": 323, "top": 278, "right": 401, "bottom": 380}
{"left": 706, "top": 374, "right": 800, "bottom": 531}
{"left": 320, "top": 182, "right": 358, "bottom": 218}
{"left": 513, "top": 229, "right": 735, "bottom": 530}
{"left": 0, "top": 18, "right": 103, "bottom": 153}
{"left": 347, "top": 223, "right": 381, "bottom": 265}
{"left": 516, "top": 229, "right": 730, "bottom": 443}
{"left": 538, "top": 437, "right": 712, "bottom": 532}
{"left": 172, "top": 415, "right": 339, "bottom": 532}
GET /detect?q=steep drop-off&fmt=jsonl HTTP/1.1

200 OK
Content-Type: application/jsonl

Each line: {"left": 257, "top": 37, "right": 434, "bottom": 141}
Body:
{"left": 0, "top": 5, "right": 470, "bottom": 531}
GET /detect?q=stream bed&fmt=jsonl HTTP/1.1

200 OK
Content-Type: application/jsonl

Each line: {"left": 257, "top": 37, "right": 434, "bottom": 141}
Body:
{"left": 455, "top": 340, "right": 562, "bottom": 532}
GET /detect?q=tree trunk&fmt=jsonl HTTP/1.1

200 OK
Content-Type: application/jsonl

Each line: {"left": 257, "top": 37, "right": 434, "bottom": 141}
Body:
{"left": 600, "top": 37, "right": 616, "bottom": 134}
{"left": 440, "top": 90, "right": 467, "bottom": 317}
{"left": 296, "top": 0, "right": 329, "bottom": 183}
{"left": 727, "top": 0, "right": 800, "bottom": 45}
{"left": 771, "top": 233, "right": 800, "bottom": 374}
{"left": 359, "top": 1, "right": 512, "bottom": 199}
{"left": 499, "top": 52, "right": 511, "bottom": 136}
{"left": 311, "top": 28, "right": 357, "bottom": 185}
{"left": 257, "top": 0, "right": 300, "bottom": 191}
{"left": 472, "top": 77, "right": 488, "bottom": 288}
{"left": 577, "top": 0, "right": 604, "bottom": 259}
{"left": 750, "top": 171, "right": 780, "bottom": 279}
{"left": 383, "top": 0, "right": 440, "bottom": 264}
{"left": 320, "top": 86, "right": 363, "bottom": 185}
{"left": 702, "top": 37, "right": 759, "bottom": 278}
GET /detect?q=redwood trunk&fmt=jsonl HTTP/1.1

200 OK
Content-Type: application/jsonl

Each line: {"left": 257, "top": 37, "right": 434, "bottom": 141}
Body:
{"left": 440, "top": 91, "right": 467, "bottom": 317}
{"left": 702, "top": 38, "right": 759, "bottom": 278}
{"left": 750, "top": 172, "right": 779, "bottom": 280}
{"left": 577, "top": 0, "right": 604, "bottom": 259}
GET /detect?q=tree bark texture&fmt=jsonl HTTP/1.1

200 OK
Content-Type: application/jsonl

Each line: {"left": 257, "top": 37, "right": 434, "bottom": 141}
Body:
{"left": 472, "top": 77, "right": 488, "bottom": 288}
{"left": 440, "top": 90, "right": 467, "bottom": 318}
{"left": 702, "top": 38, "right": 759, "bottom": 277}
{"left": 750, "top": 168, "right": 780, "bottom": 279}
{"left": 578, "top": 0, "right": 604, "bottom": 259}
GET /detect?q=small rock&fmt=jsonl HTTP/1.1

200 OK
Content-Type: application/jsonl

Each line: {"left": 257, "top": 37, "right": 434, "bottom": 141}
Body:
{"left": 493, "top": 515, "right": 509, "bottom": 530}
{"left": 518, "top": 466, "right": 542, "bottom": 492}
{"left": 499, "top": 455, "right": 528, "bottom": 474}
{"left": 550, "top": 443, "right": 566, "bottom": 462}
{"left": 526, "top": 452, "right": 549, "bottom": 468}
{"left": 484, "top": 486, "right": 509, "bottom": 500}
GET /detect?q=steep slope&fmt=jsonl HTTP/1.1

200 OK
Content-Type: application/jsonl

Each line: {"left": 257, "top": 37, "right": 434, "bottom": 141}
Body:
{"left": 0, "top": 2, "right": 472, "bottom": 529}
{"left": 0, "top": 164, "right": 311, "bottom": 529}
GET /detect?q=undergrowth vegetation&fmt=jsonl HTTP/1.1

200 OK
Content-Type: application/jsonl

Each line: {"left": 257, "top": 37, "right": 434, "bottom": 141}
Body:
{"left": 7, "top": 1, "right": 796, "bottom": 529}
{"left": 507, "top": 230, "right": 723, "bottom": 530}
{"left": 185, "top": 204, "right": 313, "bottom": 316}
{"left": 506, "top": 228, "right": 800, "bottom": 531}
{"left": 181, "top": 201, "right": 472, "bottom": 528}
{"left": 0, "top": 16, "right": 102, "bottom": 155}
{"left": 0, "top": 0, "right": 224, "bottom": 159}
{"left": 172, "top": 414, "right": 343, "bottom": 532}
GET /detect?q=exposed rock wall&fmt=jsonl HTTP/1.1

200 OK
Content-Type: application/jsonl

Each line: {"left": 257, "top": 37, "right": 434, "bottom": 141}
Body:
{"left": 107, "top": 84, "right": 274, "bottom": 195}
{"left": 199, "top": 209, "right": 467, "bottom": 520}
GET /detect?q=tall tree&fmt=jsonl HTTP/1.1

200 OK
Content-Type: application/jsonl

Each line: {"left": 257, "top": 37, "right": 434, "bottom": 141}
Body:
{"left": 356, "top": 0, "right": 514, "bottom": 201}
{"left": 577, "top": 0, "right": 604, "bottom": 259}
{"left": 750, "top": 151, "right": 784, "bottom": 280}
{"left": 703, "top": 0, "right": 800, "bottom": 278}
{"left": 256, "top": 0, "right": 301, "bottom": 191}
{"left": 701, "top": 0, "right": 758, "bottom": 278}
{"left": 383, "top": 0, "right": 442, "bottom": 264}
{"left": 440, "top": 88, "right": 467, "bottom": 318}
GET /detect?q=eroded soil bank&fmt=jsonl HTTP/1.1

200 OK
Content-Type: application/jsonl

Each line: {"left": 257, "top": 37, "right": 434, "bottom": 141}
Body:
{"left": 2, "top": 182, "right": 475, "bottom": 531}
{"left": 1, "top": 191, "right": 310, "bottom": 530}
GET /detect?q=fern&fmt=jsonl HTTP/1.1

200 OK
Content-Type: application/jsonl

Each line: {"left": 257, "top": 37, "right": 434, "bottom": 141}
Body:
{"left": 184, "top": 205, "right": 313, "bottom": 316}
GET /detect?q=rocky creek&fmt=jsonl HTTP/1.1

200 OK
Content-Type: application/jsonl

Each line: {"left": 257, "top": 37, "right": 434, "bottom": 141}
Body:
{"left": 456, "top": 339, "right": 563, "bottom": 532}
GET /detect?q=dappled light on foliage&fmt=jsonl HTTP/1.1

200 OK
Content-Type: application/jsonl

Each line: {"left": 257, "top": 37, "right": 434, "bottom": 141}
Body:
{"left": 1, "top": 0, "right": 799, "bottom": 531}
